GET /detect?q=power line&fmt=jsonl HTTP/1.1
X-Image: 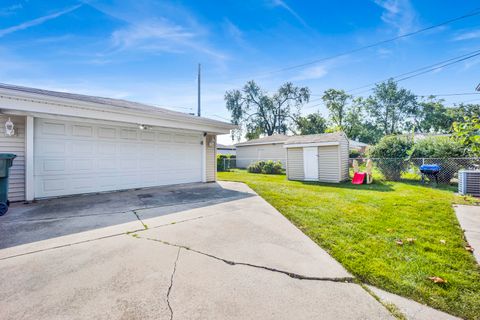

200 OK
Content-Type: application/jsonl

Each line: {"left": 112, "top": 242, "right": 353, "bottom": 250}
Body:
{"left": 228, "top": 7, "right": 480, "bottom": 81}
{"left": 417, "top": 92, "right": 480, "bottom": 97}
{"left": 346, "top": 48, "right": 480, "bottom": 95}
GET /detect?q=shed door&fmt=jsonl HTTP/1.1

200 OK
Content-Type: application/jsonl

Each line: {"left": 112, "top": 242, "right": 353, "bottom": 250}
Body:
{"left": 303, "top": 147, "right": 318, "bottom": 180}
{"left": 34, "top": 118, "right": 203, "bottom": 198}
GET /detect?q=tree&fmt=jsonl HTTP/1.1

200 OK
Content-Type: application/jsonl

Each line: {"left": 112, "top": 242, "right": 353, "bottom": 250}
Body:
{"left": 322, "top": 89, "right": 350, "bottom": 128}
{"left": 295, "top": 112, "right": 327, "bottom": 135}
{"left": 453, "top": 116, "right": 480, "bottom": 156}
{"left": 322, "top": 90, "right": 369, "bottom": 141}
{"left": 415, "top": 98, "right": 453, "bottom": 133}
{"left": 365, "top": 79, "right": 418, "bottom": 136}
{"left": 225, "top": 81, "right": 310, "bottom": 139}
{"left": 343, "top": 98, "right": 365, "bottom": 139}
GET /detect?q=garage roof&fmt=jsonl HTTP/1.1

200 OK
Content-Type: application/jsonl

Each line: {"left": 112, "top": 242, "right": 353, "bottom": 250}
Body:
{"left": 235, "top": 134, "right": 289, "bottom": 147}
{"left": 0, "top": 83, "right": 236, "bottom": 134}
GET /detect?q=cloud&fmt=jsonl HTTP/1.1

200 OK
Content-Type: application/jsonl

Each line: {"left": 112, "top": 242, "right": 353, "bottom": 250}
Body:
{"left": 0, "top": 3, "right": 23, "bottom": 16}
{"left": 111, "top": 19, "right": 195, "bottom": 49}
{"left": 373, "top": 0, "right": 417, "bottom": 34}
{"left": 110, "top": 18, "right": 227, "bottom": 60}
{"left": 270, "top": 0, "right": 308, "bottom": 28}
{"left": 452, "top": 30, "right": 480, "bottom": 41}
{"left": 291, "top": 65, "right": 328, "bottom": 81}
{"left": 0, "top": 4, "right": 82, "bottom": 38}
{"left": 87, "top": 1, "right": 228, "bottom": 61}
{"left": 223, "top": 19, "right": 244, "bottom": 44}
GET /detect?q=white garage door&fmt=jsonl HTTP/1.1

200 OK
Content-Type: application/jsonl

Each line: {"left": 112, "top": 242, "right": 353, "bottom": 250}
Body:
{"left": 34, "top": 118, "right": 203, "bottom": 198}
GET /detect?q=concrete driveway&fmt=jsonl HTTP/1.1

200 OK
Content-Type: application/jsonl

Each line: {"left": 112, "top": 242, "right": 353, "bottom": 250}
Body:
{"left": 0, "top": 181, "right": 394, "bottom": 320}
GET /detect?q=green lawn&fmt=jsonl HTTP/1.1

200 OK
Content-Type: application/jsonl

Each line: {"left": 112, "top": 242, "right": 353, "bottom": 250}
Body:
{"left": 218, "top": 170, "right": 480, "bottom": 320}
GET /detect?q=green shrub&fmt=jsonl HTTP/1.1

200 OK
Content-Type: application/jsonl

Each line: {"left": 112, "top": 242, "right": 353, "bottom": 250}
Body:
{"left": 262, "top": 160, "right": 283, "bottom": 174}
{"left": 410, "top": 136, "right": 466, "bottom": 158}
{"left": 247, "top": 160, "right": 282, "bottom": 174}
{"left": 367, "top": 135, "right": 413, "bottom": 180}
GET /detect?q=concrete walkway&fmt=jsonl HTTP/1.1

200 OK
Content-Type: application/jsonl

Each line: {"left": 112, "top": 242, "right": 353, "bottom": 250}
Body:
{"left": 0, "top": 181, "right": 454, "bottom": 319}
{"left": 454, "top": 204, "right": 480, "bottom": 263}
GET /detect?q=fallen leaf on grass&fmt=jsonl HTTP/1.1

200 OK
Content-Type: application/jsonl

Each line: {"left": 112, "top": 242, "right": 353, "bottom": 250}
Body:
{"left": 465, "top": 245, "right": 474, "bottom": 252}
{"left": 440, "top": 239, "right": 446, "bottom": 244}
{"left": 428, "top": 276, "right": 447, "bottom": 284}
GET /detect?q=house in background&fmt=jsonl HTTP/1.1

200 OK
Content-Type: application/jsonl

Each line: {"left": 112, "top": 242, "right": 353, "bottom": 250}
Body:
{"left": 285, "top": 132, "right": 349, "bottom": 183}
{"left": 235, "top": 134, "right": 288, "bottom": 168}
{"left": 217, "top": 144, "right": 236, "bottom": 156}
{"left": 349, "top": 139, "right": 370, "bottom": 153}
{"left": 0, "top": 83, "right": 235, "bottom": 201}
{"left": 235, "top": 133, "right": 363, "bottom": 169}
{"left": 400, "top": 133, "right": 451, "bottom": 142}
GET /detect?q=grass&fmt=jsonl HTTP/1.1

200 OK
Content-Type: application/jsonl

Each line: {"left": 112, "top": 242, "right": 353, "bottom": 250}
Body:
{"left": 218, "top": 170, "right": 480, "bottom": 320}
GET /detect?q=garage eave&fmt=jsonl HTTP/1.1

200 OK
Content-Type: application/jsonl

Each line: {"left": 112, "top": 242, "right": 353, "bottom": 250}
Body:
{"left": 0, "top": 86, "right": 236, "bottom": 134}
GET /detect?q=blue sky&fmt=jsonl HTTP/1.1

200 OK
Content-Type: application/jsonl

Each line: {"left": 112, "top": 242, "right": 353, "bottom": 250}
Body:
{"left": 1, "top": 0, "right": 479, "bottom": 144}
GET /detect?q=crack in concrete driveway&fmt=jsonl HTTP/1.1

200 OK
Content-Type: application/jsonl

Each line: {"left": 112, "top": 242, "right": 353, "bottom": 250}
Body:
{"left": 140, "top": 236, "right": 355, "bottom": 283}
{"left": 167, "top": 248, "right": 181, "bottom": 320}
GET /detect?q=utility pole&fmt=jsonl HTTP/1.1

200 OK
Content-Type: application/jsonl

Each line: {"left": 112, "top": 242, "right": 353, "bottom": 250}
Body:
{"left": 197, "top": 63, "right": 201, "bottom": 117}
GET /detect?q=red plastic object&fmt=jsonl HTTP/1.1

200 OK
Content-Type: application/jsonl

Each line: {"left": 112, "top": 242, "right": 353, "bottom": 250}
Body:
{"left": 352, "top": 172, "right": 366, "bottom": 184}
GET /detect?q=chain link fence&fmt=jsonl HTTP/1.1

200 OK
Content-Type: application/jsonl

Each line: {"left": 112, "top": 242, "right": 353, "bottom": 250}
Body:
{"left": 349, "top": 158, "right": 480, "bottom": 183}
{"left": 219, "top": 156, "right": 480, "bottom": 184}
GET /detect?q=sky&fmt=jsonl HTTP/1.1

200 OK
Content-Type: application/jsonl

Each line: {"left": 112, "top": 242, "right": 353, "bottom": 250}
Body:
{"left": 0, "top": 0, "right": 479, "bottom": 145}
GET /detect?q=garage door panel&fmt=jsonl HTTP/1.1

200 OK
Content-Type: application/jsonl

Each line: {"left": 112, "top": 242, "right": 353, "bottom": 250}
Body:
{"left": 98, "top": 127, "right": 117, "bottom": 139}
{"left": 40, "top": 121, "right": 67, "bottom": 136}
{"left": 119, "top": 129, "right": 137, "bottom": 140}
{"left": 72, "top": 124, "right": 94, "bottom": 137}
{"left": 97, "top": 142, "right": 116, "bottom": 155}
{"left": 34, "top": 119, "right": 203, "bottom": 198}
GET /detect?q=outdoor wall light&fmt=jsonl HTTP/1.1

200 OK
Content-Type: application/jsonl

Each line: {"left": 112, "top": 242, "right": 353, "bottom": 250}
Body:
{"left": 208, "top": 136, "right": 216, "bottom": 147}
{"left": 5, "top": 117, "right": 15, "bottom": 136}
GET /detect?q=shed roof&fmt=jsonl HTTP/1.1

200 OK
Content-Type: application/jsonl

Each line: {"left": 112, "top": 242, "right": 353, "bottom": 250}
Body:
{"left": 284, "top": 132, "right": 346, "bottom": 146}
{"left": 235, "top": 134, "right": 289, "bottom": 147}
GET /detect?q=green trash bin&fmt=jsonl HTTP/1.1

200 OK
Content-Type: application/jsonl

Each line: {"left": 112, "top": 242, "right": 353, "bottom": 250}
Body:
{"left": 0, "top": 153, "right": 17, "bottom": 216}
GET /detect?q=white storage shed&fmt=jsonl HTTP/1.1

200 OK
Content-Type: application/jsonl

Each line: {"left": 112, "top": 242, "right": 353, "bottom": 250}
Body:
{"left": 284, "top": 132, "right": 349, "bottom": 183}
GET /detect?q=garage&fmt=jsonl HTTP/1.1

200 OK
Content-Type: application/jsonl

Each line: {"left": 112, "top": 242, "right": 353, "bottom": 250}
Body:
{"left": 34, "top": 119, "right": 204, "bottom": 198}
{"left": 0, "top": 83, "right": 235, "bottom": 201}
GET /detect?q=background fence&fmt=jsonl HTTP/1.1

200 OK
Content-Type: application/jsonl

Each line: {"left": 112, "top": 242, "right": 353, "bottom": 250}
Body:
{"left": 350, "top": 157, "right": 480, "bottom": 183}
{"left": 220, "top": 157, "right": 480, "bottom": 184}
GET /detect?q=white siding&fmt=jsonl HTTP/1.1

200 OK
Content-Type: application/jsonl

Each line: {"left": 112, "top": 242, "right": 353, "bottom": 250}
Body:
{"left": 318, "top": 145, "right": 340, "bottom": 183}
{"left": 286, "top": 148, "right": 304, "bottom": 180}
{"left": 339, "top": 137, "right": 350, "bottom": 181}
{"left": 206, "top": 134, "right": 216, "bottom": 182}
{"left": 0, "top": 115, "right": 25, "bottom": 201}
{"left": 236, "top": 143, "right": 286, "bottom": 168}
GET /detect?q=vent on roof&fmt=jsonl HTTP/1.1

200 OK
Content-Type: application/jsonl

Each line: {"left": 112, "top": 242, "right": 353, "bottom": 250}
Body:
{"left": 458, "top": 170, "right": 480, "bottom": 196}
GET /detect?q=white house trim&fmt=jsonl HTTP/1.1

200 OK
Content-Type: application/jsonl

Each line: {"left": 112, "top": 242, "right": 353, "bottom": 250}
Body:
{"left": 25, "top": 115, "right": 34, "bottom": 201}
{"left": 0, "top": 91, "right": 235, "bottom": 134}
{"left": 202, "top": 135, "right": 207, "bottom": 183}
